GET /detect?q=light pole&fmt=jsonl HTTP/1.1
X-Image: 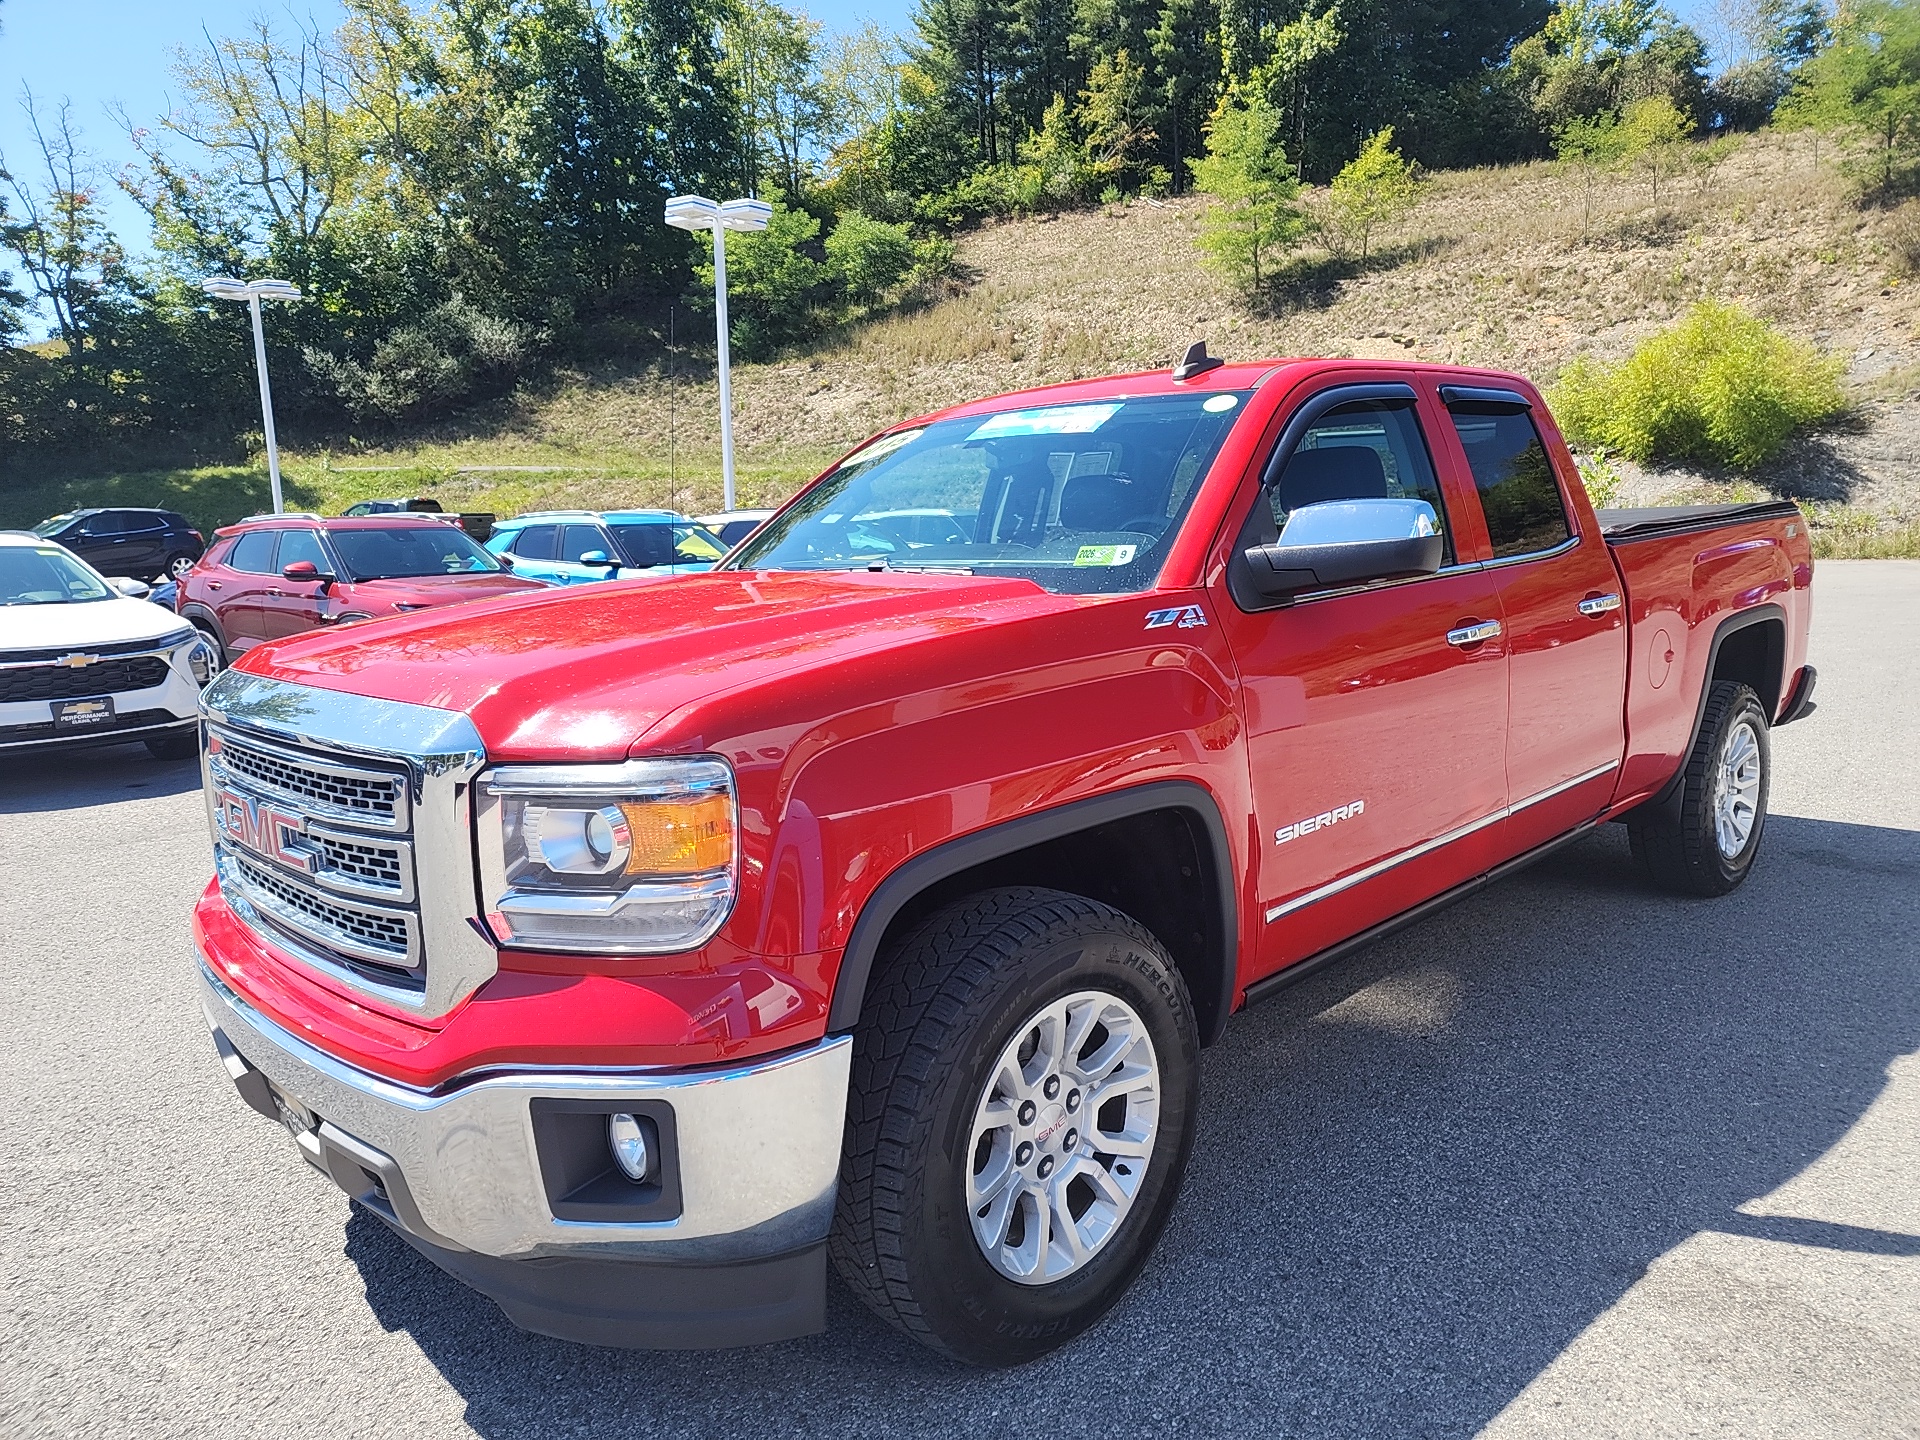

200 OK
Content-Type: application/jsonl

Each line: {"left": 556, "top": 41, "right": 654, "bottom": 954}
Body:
{"left": 202, "top": 276, "right": 302, "bottom": 515}
{"left": 664, "top": 195, "right": 771, "bottom": 512}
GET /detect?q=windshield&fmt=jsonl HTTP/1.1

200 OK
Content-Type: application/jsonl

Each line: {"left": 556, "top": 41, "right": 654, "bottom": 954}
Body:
{"left": 608, "top": 521, "right": 728, "bottom": 568}
{"left": 326, "top": 525, "right": 504, "bottom": 580}
{"left": 726, "top": 392, "right": 1251, "bottom": 594}
{"left": 1, "top": 545, "right": 113, "bottom": 605}
{"left": 31, "top": 513, "right": 81, "bottom": 537}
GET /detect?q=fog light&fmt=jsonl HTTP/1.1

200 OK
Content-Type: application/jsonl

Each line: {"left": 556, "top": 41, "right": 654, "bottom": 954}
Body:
{"left": 607, "top": 1112, "right": 650, "bottom": 1182}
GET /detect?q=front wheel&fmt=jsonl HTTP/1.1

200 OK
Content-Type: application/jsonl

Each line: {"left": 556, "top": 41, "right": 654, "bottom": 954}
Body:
{"left": 831, "top": 888, "right": 1199, "bottom": 1367}
{"left": 1628, "top": 680, "right": 1771, "bottom": 896}
{"left": 164, "top": 553, "right": 197, "bottom": 582}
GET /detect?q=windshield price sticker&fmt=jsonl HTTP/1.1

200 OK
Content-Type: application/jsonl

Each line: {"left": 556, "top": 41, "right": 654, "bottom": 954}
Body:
{"left": 1074, "top": 544, "right": 1137, "bottom": 567}
{"left": 968, "top": 404, "right": 1123, "bottom": 440}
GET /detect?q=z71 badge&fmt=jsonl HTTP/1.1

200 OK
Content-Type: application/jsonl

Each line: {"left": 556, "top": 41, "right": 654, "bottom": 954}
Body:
{"left": 1145, "top": 605, "right": 1207, "bottom": 630}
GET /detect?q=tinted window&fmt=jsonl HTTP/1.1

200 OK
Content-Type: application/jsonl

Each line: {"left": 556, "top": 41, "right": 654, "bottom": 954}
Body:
{"left": 1269, "top": 399, "right": 1452, "bottom": 562}
{"left": 118, "top": 511, "right": 165, "bottom": 534}
{"left": 730, "top": 392, "right": 1250, "bottom": 595}
{"left": 560, "top": 524, "right": 610, "bottom": 563}
{"left": 326, "top": 525, "right": 502, "bottom": 579}
{"left": 80, "top": 512, "right": 127, "bottom": 536}
{"left": 229, "top": 531, "right": 280, "bottom": 573}
{"left": 610, "top": 522, "right": 674, "bottom": 567}
{"left": 716, "top": 519, "right": 761, "bottom": 545}
{"left": 275, "top": 529, "right": 329, "bottom": 572}
{"left": 1448, "top": 407, "right": 1573, "bottom": 559}
{"left": 511, "top": 525, "right": 559, "bottom": 560}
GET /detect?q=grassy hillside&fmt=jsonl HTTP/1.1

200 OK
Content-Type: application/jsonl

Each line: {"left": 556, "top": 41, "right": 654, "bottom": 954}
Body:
{"left": 8, "top": 131, "right": 1917, "bottom": 555}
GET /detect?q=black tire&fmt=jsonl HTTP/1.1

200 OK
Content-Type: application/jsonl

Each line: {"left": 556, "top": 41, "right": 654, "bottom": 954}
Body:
{"left": 1628, "top": 680, "right": 1771, "bottom": 897}
{"left": 831, "top": 887, "right": 1199, "bottom": 1367}
{"left": 145, "top": 730, "right": 200, "bottom": 761}
{"left": 163, "top": 553, "right": 197, "bottom": 582}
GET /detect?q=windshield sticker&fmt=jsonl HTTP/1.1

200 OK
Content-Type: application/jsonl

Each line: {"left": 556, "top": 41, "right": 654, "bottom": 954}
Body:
{"left": 1203, "top": 394, "right": 1240, "bottom": 413}
{"left": 838, "top": 429, "right": 923, "bottom": 470}
{"left": 969, "top": 404, "right": 1123, "bottom": 440}
{"left": 1074, "top": 544, "right": 1137, "bottom": 567}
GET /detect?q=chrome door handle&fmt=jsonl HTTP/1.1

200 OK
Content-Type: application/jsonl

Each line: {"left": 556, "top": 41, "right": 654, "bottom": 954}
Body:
{"left": 1446, "top": 620, "right": 1503, "bottom": 647}
{"left": 1578, "top": 593, "right": 1622, "bottom": 617}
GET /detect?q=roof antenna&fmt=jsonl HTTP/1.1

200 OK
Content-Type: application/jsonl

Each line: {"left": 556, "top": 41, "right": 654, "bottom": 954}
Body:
{"left": 1172, "top": 339, "right": 1225, "bottom": 381}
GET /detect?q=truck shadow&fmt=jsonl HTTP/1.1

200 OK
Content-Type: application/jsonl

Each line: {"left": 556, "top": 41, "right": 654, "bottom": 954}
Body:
{"left": 345, "top": 814, "right": 1920, "bottom": 1439}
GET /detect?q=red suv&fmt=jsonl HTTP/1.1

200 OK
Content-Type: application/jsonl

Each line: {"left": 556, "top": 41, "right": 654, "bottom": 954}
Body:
{"left": 178, "top": 514, "right": 547, "bottom": 660}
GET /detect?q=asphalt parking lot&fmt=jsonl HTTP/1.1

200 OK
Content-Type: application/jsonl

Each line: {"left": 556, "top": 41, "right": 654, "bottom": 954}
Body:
{"left": 3, "top": 560, "right": 1916, "bottom": 1440}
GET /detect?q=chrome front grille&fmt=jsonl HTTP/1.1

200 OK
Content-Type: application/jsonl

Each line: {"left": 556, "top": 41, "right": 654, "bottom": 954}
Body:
{"left": 199, "top": 672, "right": 494, "bottom": 1020}
{"left": 214, "top": 732, "right": 407, "bottom": 827}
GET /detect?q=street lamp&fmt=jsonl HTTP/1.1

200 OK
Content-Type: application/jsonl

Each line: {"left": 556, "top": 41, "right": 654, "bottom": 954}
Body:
{"left": 665, "top": 195, "right": 772, "bottom": 511}
{"left": 202, "top": 275, "right": 302, "bottom": 515}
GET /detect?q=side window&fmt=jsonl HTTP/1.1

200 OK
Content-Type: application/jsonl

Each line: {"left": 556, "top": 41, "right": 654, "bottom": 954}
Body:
{"left": 83, "top": 512, "right": 126, "bottom": 536}
{"left": 1270, "top": 399, "right": 1452, "bottom": 563}
{"left": 511, "top": 525, "right": 558, "bottom": 561}
{"left": 560, "top": 524, "right": 610, "bottom": 562}
{"left": 276, "top": 529, "right": 329, "bottom": 572}
{"left": 1447, "top": 406, "right": 1573, "bottom": 559}
{"left": 228, "top": 531, "right": 279, "bottom": 574}
{"left": 123, "top": 512, "right": 165, "bottom": 534}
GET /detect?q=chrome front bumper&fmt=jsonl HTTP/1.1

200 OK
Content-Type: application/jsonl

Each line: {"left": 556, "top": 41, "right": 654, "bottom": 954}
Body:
{"left": 197, "top": 961, "right": 851, "bottom": 1264}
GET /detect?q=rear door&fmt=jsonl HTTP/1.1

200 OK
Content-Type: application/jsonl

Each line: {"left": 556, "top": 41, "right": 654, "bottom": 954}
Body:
{"left": 219, "top": 530, "right": 282, "bottom": 653}
{"left": 1216, "top": 381, "right": 1512, "bottom": 974}
{"left": 1437, "top": 388, "right": 1627, "bottom": 851}
{"left": 118, "top": 512, "right": 169, "bottom": 577}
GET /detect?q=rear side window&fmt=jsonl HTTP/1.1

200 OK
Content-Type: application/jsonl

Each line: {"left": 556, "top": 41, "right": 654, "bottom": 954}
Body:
{"left": 1269, "top": 399, "right": 1453, "bottom": 562}
{"left": 560, "top": 524, "right": 609, "bottom": 562}
{"left": 510, "top": 525, "right": 558, "bottom": 560}
{"left": 228, "top": 531, "right": 279, "bottom": 573}
{"left": 1448, "top": 407, "right": 1573, "bottom": 559}
{"left": 120, "top": 511, "right": 165, "bottom": 533}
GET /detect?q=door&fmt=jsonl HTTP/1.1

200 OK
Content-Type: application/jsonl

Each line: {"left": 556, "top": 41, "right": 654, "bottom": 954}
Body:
{"left": 72, "top": 512, "right": 134, "bottom": 574}
{"left": 557, "top": 522, "right": 621, "bottom": 583}
{"left": 503, "top": 523, "right": 563, "bottom": 583}
{"left": 219, "top": 529, "right": 282, "bottom": 653}
{"left": 1439, "top": 395, "right": 1627, "bottom": 851}
{"left": 259, "top": 528, "right": 334, "bottom": 640}
{"left": 118, "top": 513, "right": 169, "bottom": 577}
{"left": 1217, "top": 389, "right": 1512, "bottom": 973}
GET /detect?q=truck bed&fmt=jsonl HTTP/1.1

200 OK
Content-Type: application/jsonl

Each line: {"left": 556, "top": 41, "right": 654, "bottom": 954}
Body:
{"left": 1597, "top": 500, "right": 1801, "bottom": 544}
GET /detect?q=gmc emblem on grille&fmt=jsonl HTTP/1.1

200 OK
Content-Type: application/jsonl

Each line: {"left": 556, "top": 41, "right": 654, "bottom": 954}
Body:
{"left": 216, "top": 788, "right": 318, "bottom": 875}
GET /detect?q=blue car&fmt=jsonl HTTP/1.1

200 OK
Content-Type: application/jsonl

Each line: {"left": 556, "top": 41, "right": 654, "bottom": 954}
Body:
{"left": 484, "top": 510, "right": 729, "bottom": 586}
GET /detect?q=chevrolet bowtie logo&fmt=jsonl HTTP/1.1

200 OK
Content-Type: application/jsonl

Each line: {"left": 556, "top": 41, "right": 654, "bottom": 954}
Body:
{"left": 54, "top": 653, "right": 101, "bottom": 669}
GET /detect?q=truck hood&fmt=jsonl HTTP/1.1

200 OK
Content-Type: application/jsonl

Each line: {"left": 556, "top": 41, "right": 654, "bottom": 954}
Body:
{"left": 1, "top": 595, "right": 191, "bottom": 653}
{"left": 248, "top": 569, "right": 1072, "bottom": 758}
{"left": 350, "top": 572, "right": 547, "bottom": 608}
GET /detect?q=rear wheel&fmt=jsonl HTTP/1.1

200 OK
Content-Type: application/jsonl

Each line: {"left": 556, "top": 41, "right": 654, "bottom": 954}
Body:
{"left": 1628, "top": 680, "right": 1770, "bottom": 896}
{"left": 831, "top": 887, "right": 1199, "bottom": 1367}
{"left": 164, "top": 553, "right": 197, "bottom": 582}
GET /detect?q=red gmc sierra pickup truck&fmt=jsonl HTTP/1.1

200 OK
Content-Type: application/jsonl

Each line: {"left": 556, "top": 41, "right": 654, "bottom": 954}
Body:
{"left": 193, "top": 353, "right": 1815, "bottom": 1366}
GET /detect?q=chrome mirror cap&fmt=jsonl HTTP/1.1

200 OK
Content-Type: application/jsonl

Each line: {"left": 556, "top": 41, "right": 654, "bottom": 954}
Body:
{"left": 1277, "top": 497, "right": 1439, "bottom": 546}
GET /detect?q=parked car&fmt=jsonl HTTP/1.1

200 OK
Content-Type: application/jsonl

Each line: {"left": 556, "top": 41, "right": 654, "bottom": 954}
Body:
{"left": 32, "top": 507, "right": 205, "bottom": 583}
{"left": 178, "top": 512, "right": 547, "bottom": 661}
{"left": 341, "top": 497, "right": 495, "bottom": 542}
{"left": 0, "top": 532, "right": 217, "bottom": 759}
{"left": 485, "top": 509, "right": 728, "bottom": 584}
{"left": 694, "top": 509, "right": 775, "bottom": 546}
{"left": 191, "top": 355, "right": 1814, "bottom": 1367}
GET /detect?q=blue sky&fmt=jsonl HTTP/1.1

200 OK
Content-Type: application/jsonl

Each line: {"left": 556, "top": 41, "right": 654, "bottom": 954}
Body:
{"left": 0, "top": 0, "right": 1721, "bottom": 280}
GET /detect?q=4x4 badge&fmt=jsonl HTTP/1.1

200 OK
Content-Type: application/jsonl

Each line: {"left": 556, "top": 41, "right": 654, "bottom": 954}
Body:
{"left": 1145, "top": 605, "right": 1207, "bottom": 630}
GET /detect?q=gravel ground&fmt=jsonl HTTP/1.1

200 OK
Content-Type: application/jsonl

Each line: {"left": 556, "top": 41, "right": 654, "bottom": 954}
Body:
{"left": 3, "top": 562, "right": 1916, "bottom": 1440}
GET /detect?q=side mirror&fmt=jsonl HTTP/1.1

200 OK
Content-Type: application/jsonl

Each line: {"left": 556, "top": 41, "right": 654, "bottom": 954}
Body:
{"left": 282, "top": 560, "right": 336, "bottom": 591}
{"left": 109, "top": 576, "right": 150, "bottom": 598}
{"left": 578, "top": 549, "right": 619, "bottom": 570}
{"left": 494, "top": 552, "right": 515, "bottom": 569}
{"left": 1242, "top": 498, "right": 1444, "bottom": 598}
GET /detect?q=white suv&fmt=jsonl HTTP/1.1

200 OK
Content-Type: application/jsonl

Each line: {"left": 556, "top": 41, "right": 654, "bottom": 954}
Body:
{"left": 0, "top": 531, "right": 218, "bottom": 760}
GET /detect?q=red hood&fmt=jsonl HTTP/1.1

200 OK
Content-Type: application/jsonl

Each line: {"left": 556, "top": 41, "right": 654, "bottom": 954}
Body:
{"left": 350, "top": 572, "right": 547, "bottom": 608}
{"left": 247, "top": 570, "right": 1079, "bottom": 759}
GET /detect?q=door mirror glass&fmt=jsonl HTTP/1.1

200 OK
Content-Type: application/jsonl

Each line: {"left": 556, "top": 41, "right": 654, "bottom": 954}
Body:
{"left": 1244, "top": 498, "right": 1444, "bottom": 597}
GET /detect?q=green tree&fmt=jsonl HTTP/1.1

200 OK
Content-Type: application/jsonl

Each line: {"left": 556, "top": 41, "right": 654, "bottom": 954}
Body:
{"left": 1554, "top": 107, "right": 1630, "bottom": 240}
{"left": 1188, "top": 88, "right": 1308, "bottom": 291}
{"left": 1078, "top": 48, "right": 1159, "bottom": 189}
{"left": 1779, "top": 0, "right": 1920, "bottom": 197}
{"left": 1618, "top": 91, "right": 1692, "bottom": 200}
{"left": 1326, "top": 124, "right": 1418, "bottom": 256}
{"left": 1147, "top": 0, "right": 1219, "bottom": 193}
{"left": 720, "top": 0, "right": 826, "bottom": 198}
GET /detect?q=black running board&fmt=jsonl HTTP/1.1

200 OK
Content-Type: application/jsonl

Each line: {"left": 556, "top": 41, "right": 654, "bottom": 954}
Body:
{"left": 1242, "top": 822, "right": 1598, "bottom": 1008}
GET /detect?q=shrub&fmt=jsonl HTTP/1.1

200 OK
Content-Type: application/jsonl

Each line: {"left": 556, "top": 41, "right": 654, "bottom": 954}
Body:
{"left": 825, "top": 211, "right": 920, "bottom": 312}
{"left": 1550, "top": 301, "right": 1846, "bottom": 471}
{"left": 305, "top": 298, "right": 539, "bottom": 424}
{"left": 1327, "top": 126, "right": 1418, "bottom": 258}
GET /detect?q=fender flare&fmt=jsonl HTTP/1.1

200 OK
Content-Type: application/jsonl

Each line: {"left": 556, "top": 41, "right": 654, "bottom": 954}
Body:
{"left": 1648, "top": 601, "right": 1787, "bottom": 816}
{"left": 180, "top": 603, "right": 229, "bottom": 652}
{"left": 825, "top": 780, "right": 1239, "bottom": 1045}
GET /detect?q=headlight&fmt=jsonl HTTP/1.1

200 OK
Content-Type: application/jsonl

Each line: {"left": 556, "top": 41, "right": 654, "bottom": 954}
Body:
{"left": 477, "top": 758, "right": 737, "bottom": 954}
{"left": 167, "top": 630, "right": 218, "bottom": 687}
